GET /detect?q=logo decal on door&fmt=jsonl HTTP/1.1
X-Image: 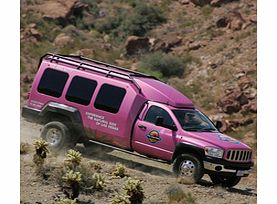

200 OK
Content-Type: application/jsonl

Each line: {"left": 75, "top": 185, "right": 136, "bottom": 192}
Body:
{"left": 146, "top": 130, "right": 161, "bottom": 144}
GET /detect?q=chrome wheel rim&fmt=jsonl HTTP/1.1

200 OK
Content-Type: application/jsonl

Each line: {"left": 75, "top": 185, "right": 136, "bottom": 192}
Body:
{"left": 45, "top": 128, "right": 62, "bottom": 146}
{"left": 180, "top": 160, "right": 195, "bottom": 178}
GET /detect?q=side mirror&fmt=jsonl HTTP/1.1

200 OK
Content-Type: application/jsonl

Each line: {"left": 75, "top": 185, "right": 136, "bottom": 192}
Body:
{"left": 155, "top": 116, "right": 164, "bottom": 126}
{"left": 170, "top": 124, "right": 178, "bottom": 131}
{"left": 215, "top": 121, "right": 223, "bottom": 130}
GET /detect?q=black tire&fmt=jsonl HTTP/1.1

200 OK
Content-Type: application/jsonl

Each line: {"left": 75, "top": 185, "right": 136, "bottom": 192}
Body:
{"left": 209, "top": 174, "right": 241, "bottom": 188}
{"left": 41, "top": 121, "right": 76, "bottom": 151}
{"left": 173, "top": 154, "right": 204, "bottom": 184}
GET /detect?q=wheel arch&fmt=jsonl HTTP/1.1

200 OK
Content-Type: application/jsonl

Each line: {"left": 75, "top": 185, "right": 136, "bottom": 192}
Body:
{"left": 39, "top": 102, "right": 85, "bottom": 137}
{"left": 171, "top": 142, "right": 205, "bottom": 163}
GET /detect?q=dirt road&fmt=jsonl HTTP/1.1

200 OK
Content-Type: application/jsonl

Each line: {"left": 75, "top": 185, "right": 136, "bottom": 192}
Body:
{"left": 20, "top": 119, "right": 257, "bottom": 204}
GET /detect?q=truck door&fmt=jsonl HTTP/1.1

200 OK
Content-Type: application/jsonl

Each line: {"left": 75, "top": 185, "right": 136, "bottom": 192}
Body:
{"left": 132, "top": 105, "right": 177, "bottom": 161}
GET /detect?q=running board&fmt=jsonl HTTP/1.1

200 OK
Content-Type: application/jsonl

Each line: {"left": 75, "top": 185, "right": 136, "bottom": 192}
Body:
{"left": 88, "top": 140, "right": 170, "bottom": 164}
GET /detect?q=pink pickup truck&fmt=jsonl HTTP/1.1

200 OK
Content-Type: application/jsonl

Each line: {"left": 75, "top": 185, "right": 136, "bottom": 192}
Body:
{"left": 22, "top": 53, "right": 253, "bottom": 187}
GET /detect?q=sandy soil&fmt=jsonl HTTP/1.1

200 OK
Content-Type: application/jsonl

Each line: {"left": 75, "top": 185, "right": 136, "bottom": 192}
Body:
{"left": 20, "top": 118, "right": 257, "bottom": 204}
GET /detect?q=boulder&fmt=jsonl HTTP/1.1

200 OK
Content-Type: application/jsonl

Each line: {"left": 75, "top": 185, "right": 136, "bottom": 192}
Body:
{"left": 125, "top": 36, "right": 150, "bottom": 55}
{"left": 22, "top": 75, "right": 32, "bottom": 84}
{"left": 150, "top": 33, "right": 182, "bottom": 53}
{"left": 40, "top": 0, "right": 77, "bottom": 21}
{"left": 216, "top": 17, "right": 229, "bottom": 28}
{"left": 216, "top": 11, "right": 246, "bottom": 31}
{"left": 54, "top": 33, "right": 74, "bottom": 47}
{"left": 190, "top": 0, "right": 211, "bottom": 6}
{"left": 178, "top": 0, "right": 190, "bottom": 5}
{"left": 21, "top": 23, "right": 42, "bottom": 42}
{"left": 73, "top": 48, "right": 95, "bottom": 57}
{"left": 238, "top": 76, "right": 254, "bottom": 91}
{"left": 241, "top": 101, "right": 257, "bottom": 115}
{"left": 217, "top": 90, "right": 242, "bottom": 114}
{"left": 227, "top": 11, "right": 245, "bottom": 31}
{"left": 39, "top": 0, "right": 88, "bottom": 25}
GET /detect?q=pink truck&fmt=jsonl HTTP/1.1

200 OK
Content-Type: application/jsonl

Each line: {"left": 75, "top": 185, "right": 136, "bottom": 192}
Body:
{"left": 22, "top": 53, "right": 253, "bottom": 187}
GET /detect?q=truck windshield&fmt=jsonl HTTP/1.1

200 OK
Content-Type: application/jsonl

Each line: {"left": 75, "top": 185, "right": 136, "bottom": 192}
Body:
{"left": 172, "top": 109, "right": 218, "bottom": 132}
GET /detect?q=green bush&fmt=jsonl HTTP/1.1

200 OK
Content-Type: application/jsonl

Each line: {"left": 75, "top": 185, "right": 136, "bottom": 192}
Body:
{"left": 95, "top": 3, "right": 166, "bottom": 40}
{"left": 138, "top": 52, "right": 185, "bottom": 78}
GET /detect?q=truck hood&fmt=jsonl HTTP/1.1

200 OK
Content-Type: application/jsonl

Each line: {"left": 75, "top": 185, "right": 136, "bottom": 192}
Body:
{"left": 180, "top": 131, "right": 251, "bottom": 150}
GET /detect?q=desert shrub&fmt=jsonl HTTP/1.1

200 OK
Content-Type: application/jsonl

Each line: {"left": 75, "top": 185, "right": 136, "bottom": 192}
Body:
{"left": 112, "top": 163, "right": 128, "bottom": 178}
{"left": 167, "top": 185, "right": 196, "bottom": 204}
{"left": 123, "top": 179, "right": 144, "bottom": 204}
{"left": 62, "top": 170, "right": 82, "bottom": 199}
{"left": 56, "top": 198, "right": 77, "bottom": 204}
{"left": 20, "top": 142, "right": 31, "bottom": 154}
{"left": 201, "top": 5, "right": 213, "bottom": 17}
{"left": 95, "top": 3, "right": 166, "bottom": 41}
{"left": 92, "top": 173, "right": 108, "bottom": 191}
{"left": 110, "top": 194, "right": 131, "bottom": 204}
{"left": 64, "top": 149, "right": 82, "bottom": 170}
{"left": 138, "top": 52, "right": 185, "bottom": 78}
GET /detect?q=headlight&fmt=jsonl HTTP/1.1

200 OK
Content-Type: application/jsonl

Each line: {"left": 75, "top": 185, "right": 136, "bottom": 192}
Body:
{"left": 205, "top": 147, "right": 224, "bottom": 158}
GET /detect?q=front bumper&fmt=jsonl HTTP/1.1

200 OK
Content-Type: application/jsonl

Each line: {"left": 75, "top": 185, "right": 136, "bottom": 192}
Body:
{"left": 203, "top": 157, "right": 254, "bottom": 177}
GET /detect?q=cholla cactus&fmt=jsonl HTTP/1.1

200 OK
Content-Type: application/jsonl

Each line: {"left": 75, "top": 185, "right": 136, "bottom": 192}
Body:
{"left": 112, "top": 163, "right": 128, "bottom": 178}
{"left": 63, "top": 170, "right": 82, "bottom": 185}
{"left": 33, "top": 139, "right": 49, "bottom": 167}
{"left": 64, "top": 149, "right": 82, "bottom": 170}
{"left": 62, "top": 170, "right": 82, "bottom": 199}
{"left": 110, "top": 194, "right": 131, "bottom": 204}
{"left": 56, "top": 198, "right": 77, "bottom": 204}
{"left": 92, "top": 173, "right": 107, "bottom": 190}
{"left": 123, "top": 179, "right": 144, "bottom": 204}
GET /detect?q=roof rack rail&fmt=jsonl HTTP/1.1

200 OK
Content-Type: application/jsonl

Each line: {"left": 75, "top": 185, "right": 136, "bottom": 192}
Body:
{"left": 42, "top": 53, "right": 156, "bottom": 93}
{"left": 59, "top": 53, "right": 156, "bottom": 79}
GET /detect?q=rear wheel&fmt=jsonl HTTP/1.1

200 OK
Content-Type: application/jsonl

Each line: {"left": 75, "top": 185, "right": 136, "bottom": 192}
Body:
{"left": 41, "top": 121, "right": 76, "bottom": 151}
{"left": 173, "top": 154, "right": 204, "bottom": 184}
{"left": 209, "top": 174, "right": 241, "bottom": 188}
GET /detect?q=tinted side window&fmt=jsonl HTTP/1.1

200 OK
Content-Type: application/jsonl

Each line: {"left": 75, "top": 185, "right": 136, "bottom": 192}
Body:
{"left": 66, "top": 76, "right": 97, "bottom": 105}
{"left": 94, "top": 84, "right": 126, "bottom": 113}
{"left": 37, "top": 68, "right": 68, "bottom": 97}
{"left": 144, "top": 106, "right": 174, "bottom": 127}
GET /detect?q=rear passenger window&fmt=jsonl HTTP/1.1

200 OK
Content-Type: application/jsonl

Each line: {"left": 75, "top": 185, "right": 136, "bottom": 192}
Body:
{"left": 94, "top": 84, "right": 126, "bottom": 113}
{"left": 37, "top": 68, "right": 68, "bottom": 97}
{"left": 66, "top": 76, "right": 97, "bottom": 105}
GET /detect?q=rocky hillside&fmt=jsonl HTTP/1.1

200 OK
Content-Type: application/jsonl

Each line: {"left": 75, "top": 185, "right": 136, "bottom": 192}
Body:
{"left": 20, "top": 0, "right": 256, "bottom": 148}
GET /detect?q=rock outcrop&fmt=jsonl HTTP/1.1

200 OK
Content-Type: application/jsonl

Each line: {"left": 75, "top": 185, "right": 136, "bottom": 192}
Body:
{"left": 125, "top": 36, "right": 150, "bottom": 55}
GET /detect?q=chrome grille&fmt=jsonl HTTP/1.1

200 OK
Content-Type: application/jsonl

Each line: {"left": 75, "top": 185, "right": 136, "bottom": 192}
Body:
{"left": 226, "top": 150, "right": 252, "bottom": 162}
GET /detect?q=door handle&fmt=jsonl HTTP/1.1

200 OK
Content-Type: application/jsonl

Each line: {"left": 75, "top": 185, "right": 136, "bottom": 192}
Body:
{"left": 138, "top": 124, "right": 146, "bottom": 130}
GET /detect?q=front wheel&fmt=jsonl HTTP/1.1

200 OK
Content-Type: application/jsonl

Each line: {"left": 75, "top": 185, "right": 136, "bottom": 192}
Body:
{"left": 41, "top": 121, "right": 75, "bottom": 152}
{"left": 209, "top": 174, "right": 241, "bottom": 188}
{"left": 173, "top": 154, "right": 204, "bottom": 184}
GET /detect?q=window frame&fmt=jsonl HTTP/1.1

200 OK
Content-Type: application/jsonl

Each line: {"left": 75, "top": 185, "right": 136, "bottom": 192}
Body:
{"left": 37, "top": 68, "right": 69, "bottom": 98}
{"left": 65, "top": 75, "right": 98, "bottom": 106}
{"left": 94, "top": 83, "right": 127, "bottom": 114}
{"left": 144, "top": 105, "right": 175, "bottom": 128}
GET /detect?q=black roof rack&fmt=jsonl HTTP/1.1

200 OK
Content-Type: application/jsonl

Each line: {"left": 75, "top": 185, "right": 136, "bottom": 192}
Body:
{"left": 42, "top": 53, "right": 158, "bottom": 93}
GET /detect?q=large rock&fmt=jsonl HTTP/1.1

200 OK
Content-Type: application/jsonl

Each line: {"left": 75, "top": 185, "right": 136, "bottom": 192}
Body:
{"left": 241, "top": 101, "right": 257, "bottom": 115}
{"left": 190, "top": 0, "right": 211, "bottom": 6}
{"left": 217, "top": 89, "right": 247, "bottom": 114}
{"left": 125, "top": 36, "right": 150, "bottom": 55}
{"left": 38, "top": 0, "right": 88, "bottom": 25}
{"left": 216, "top": 11, "right": 245, "bottom": 31}
{"left": 54, "top": 33, "right": 74, "bottom": 47}
{"left": 227, "top": 11, "right": 246, "bottom": 31}
{"left": 21, "top": 23, "right": 42, "bottom": 42}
